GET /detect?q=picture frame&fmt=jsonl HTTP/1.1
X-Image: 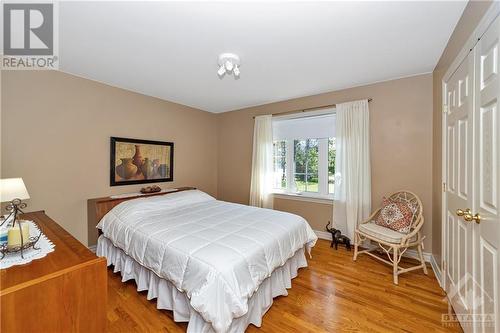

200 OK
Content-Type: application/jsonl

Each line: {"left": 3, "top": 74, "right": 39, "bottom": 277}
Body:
{"left": 110, "top": 137, "right": 174, "bottom": 186}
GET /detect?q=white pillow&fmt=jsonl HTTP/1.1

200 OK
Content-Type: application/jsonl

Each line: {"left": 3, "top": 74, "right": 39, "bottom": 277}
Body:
{"left": 98, "top": 189, "right": 216, "bottom": 229}
{"left": 158, "top": 189, "right": 215, "bottom": 208}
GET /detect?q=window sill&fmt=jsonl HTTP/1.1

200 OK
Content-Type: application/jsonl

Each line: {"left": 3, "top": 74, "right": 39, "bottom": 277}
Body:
{"left": 272, "top": 192, "right": 333, "bottom": 205}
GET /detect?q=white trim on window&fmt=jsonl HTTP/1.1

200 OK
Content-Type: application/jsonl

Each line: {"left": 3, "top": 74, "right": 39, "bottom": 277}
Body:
{"left": 285, "top": 139, "right": 294, "bottom": 192}
{"left": 272, "top": 192, "right": 333, "bottom": 204}
{"left": 272, "top": 138, "right": 335, "bottom": 195}
{"left": 271, "top": 112, "right": 336, "bottom": 198}
{"left": 318, "top": 138, "right": 328, "bottom": 195}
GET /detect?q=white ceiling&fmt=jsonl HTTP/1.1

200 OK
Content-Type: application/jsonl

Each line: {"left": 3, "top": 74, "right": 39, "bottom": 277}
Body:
{"left": 59, "top": 1, "right": 467, "bottom": 113}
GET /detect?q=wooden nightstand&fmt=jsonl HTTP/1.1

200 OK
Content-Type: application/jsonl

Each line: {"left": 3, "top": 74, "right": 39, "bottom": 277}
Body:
{"left": 0, "top": 211, "right": 107, "bottom": 332}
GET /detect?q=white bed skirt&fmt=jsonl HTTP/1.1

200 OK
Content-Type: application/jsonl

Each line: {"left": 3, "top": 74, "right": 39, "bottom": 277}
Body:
{"left": 97, "top": 236, "right": 308, "bottom": 333}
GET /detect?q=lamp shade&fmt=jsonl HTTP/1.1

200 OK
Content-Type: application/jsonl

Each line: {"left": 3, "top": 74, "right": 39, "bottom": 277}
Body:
{"left": 0, "top": 178, "right": 30, "bottom": 202}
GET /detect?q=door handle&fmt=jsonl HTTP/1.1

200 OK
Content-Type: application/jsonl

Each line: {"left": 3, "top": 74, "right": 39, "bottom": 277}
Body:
{"left": 456, "top": 208, "right": 471, "bottom": 217}
{"left": 464, "top": 212, "right": 481, "bottom": 224}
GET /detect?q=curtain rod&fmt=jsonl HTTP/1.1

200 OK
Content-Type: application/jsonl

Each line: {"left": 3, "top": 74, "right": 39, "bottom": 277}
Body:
{"left": 252, "top": 98, "right": 372, "bottom": 119}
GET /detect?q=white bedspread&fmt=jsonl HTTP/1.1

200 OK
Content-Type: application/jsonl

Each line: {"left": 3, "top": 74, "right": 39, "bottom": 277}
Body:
{"left": 97, "top": 190, "right": 317, "bottom": 333}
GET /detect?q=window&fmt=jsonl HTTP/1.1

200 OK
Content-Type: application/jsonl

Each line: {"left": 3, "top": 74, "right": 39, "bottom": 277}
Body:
{"left": 272, "top": 111, "right": 335, "bottom": 198}
{"left": 294, "top": 139, "right": 319, "bottom": 193}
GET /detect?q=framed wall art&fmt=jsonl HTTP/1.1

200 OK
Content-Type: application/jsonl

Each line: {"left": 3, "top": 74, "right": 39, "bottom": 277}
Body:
{"left": 110, "top": 137, "right": 174, "bottom": 186}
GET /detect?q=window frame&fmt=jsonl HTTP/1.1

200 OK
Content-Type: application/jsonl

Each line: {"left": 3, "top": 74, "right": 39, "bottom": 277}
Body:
{"left": 271, "top": 110, "right": 336, "bottom": 200}
{"left": 272, "top": 138, "right": 333, "bottom": 199}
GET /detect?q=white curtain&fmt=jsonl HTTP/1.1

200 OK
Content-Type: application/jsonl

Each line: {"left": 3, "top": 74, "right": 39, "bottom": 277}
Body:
{"left": 333, "top": 100, "right": 371, "bottom": 240}
{"left": 249, "top": 115, "right": 274, "bottom": 208}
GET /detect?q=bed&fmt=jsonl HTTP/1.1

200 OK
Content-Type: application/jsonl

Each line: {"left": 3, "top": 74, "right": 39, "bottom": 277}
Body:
{"left": 95, "top": 189, "right": 317, "bottom": 333}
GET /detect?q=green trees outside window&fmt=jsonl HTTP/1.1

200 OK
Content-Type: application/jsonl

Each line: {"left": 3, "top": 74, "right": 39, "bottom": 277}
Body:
{"left": 272, "top": 137, "right": 335, "bottom": 195}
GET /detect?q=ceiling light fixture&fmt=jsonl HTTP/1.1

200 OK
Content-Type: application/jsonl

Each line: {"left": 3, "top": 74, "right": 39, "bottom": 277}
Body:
{"left": 217, "top": 53, "right": 240, "bottom": 79}
{"left": 217, "top": 65, "right": 226, "bottom": 76}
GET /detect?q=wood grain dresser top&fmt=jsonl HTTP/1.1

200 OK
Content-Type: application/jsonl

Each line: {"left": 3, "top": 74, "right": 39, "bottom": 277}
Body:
{"left": 0, "top": 211, "right": 104, "bottom": 295}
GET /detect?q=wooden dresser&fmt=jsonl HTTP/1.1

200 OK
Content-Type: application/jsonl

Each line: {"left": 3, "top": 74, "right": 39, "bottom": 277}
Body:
{"left": 0, "top": 211, "right": 107, "bottom": 333}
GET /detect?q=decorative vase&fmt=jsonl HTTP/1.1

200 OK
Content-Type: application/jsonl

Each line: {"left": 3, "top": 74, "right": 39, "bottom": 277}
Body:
{"left": 158, "top": 164, "right": 168, "bottom": 178}
{"left": 141, "top": 158, "right": 154, "bottom": 179}
{"left": 132, "top": 145, "right": 143, "bottom": 175}
{"left": 152, "top": 159, "right": 160, "bottom": 178}
{"left": 116, "top": 158, "right": 137, "bottom": 179}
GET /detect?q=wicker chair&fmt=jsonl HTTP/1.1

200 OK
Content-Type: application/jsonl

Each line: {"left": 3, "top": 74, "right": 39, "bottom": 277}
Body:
{"left": 353, "top": 190, "right": 427, "bottom": 285}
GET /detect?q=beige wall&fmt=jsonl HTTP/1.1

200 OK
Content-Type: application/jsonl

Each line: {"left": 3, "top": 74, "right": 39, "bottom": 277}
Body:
{"left": 217, "top": 74, "right": 434, "bottom": 250}
{"left": 274, "top": 198, "right": 333, "bottom": 232}
{"left": 1, "top": 71, "right": 218, "bottom": 245}
{"left": 0, "top": 54, "right": 440, "bottom": 251}
{"left": 431, "top": 0, "right": 492, "bottom": 263}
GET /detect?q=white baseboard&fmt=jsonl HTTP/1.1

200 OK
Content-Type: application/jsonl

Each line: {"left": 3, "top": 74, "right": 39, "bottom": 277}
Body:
{"left": 313, "top": 229, "right": 445, "bottom": 284}
{"left": 404, "top": 249, "right": 432, "bottom": 263}
{"left": 430, "top": 254, "right": 443, "bottom": 287}
{"left": 88, "top": 245, "right": 96, "bottom": 253}
{"left": 314, "top": 229, "right": 432, "bottom": 262}
{"left": 314, "top": 230, "right": 333, "bottom": 241}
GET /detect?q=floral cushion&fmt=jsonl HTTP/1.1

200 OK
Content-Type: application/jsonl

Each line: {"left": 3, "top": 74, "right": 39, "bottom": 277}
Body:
{"left": 374, "top": 197, "right": 415, "bottom": 234}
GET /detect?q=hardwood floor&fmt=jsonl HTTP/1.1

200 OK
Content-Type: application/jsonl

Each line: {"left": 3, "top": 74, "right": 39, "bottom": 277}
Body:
{"left": 106, "top": 239, "right": 462, "bottom": 332}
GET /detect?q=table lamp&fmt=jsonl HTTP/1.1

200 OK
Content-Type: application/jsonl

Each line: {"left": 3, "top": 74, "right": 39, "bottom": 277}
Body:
{"left": 0, "top": 178, "right": 30, "bottom": 228}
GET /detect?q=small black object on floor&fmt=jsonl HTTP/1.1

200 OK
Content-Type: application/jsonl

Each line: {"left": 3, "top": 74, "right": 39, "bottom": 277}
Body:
{"left": 326, "top": 221, "right": 351, "bottom": 251}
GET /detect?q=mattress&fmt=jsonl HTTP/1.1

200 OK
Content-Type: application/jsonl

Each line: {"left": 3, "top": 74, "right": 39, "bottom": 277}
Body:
{"left": 97, "top": 190, "right": 317, "bottom": 333}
